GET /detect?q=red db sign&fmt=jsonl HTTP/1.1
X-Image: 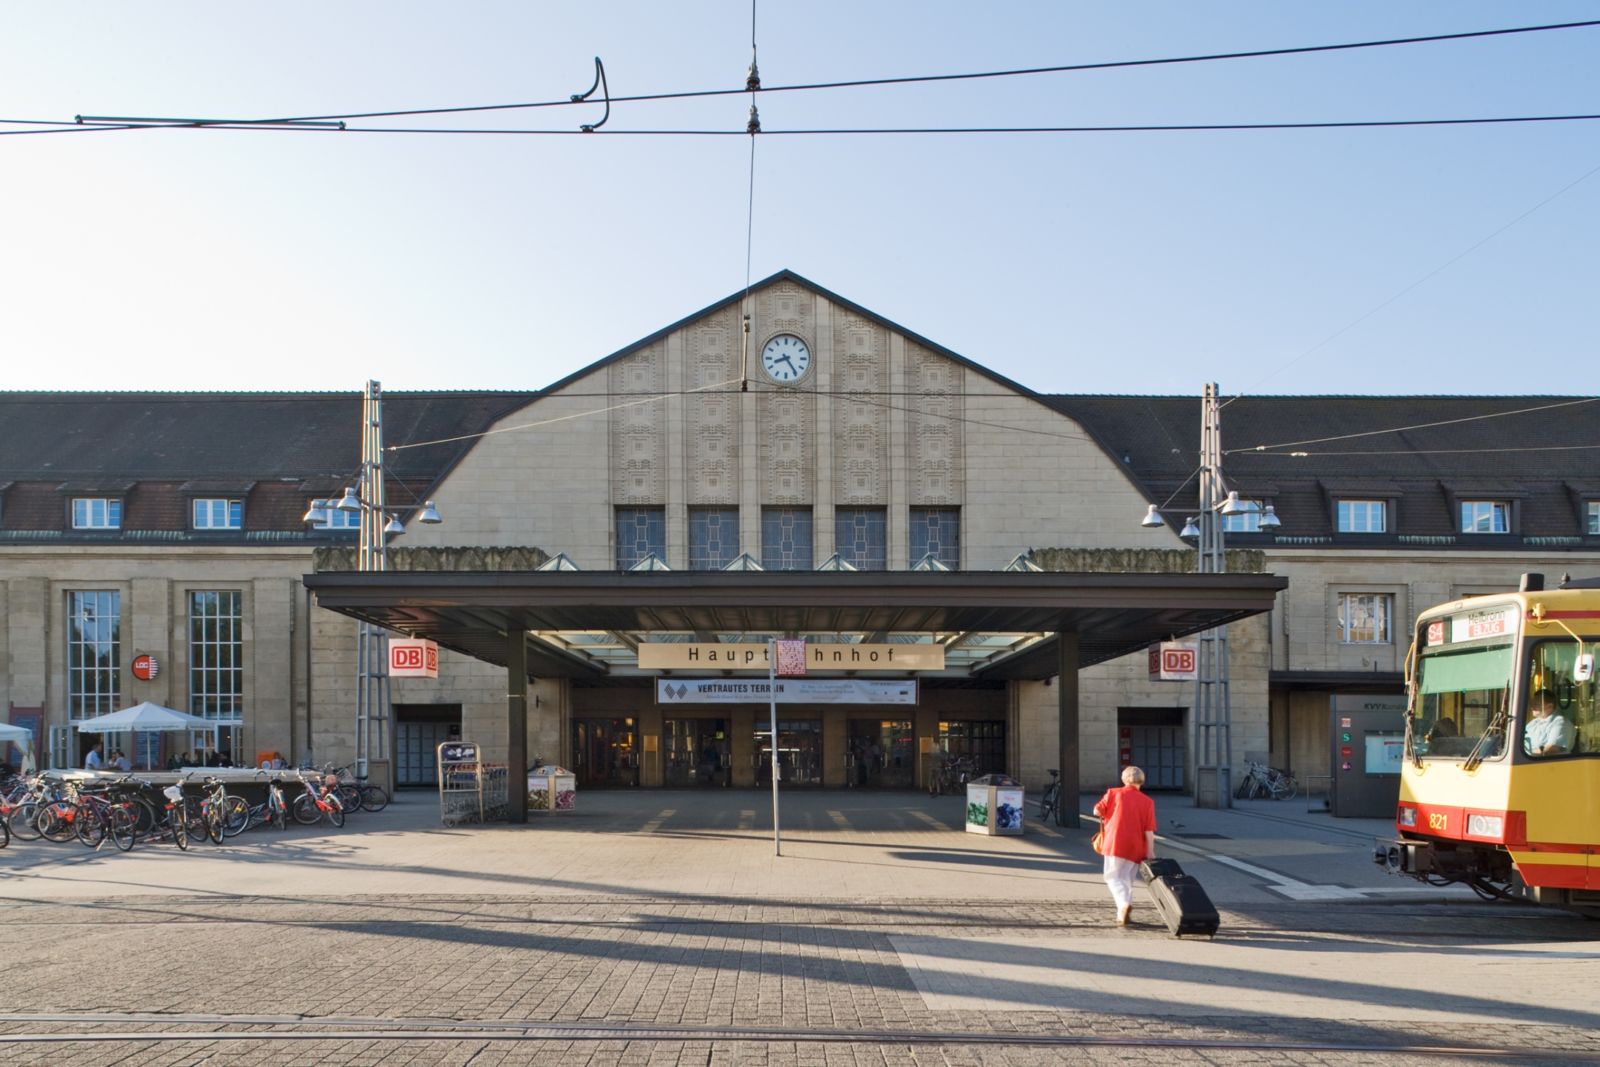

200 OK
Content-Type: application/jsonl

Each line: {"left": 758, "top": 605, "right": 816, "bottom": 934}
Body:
{"left": 1147, "top": 642, "right": 1198, "bottom": 682}
{"left": 389, "top": 639, "right": 439, "bottom": 678}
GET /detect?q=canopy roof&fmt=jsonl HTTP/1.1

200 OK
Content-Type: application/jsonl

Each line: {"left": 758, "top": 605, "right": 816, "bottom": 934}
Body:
{"left": 75, "top": 702, "right": 216, "bottom": 733}
{"left": 303, "top": 570, "right": 1287, "bottom": 681}
{"left": 0, "top": 722, "right": 32, "bottom": 744}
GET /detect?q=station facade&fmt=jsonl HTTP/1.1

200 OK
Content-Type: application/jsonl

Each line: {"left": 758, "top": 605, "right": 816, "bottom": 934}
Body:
{"left": 2, "top": 270, "right": 1597, "bottom": 798}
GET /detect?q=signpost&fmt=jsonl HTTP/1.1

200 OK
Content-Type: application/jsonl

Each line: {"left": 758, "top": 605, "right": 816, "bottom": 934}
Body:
{"left": 770, "top": 638, "right": 807, "bottom": 856}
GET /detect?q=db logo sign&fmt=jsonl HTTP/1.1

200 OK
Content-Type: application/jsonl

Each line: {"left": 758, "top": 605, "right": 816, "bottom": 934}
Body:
{"left": 1148, "top": 642, "right": 1199, "bottom": 682}
{"left": 389, "top": 638, "right": 440, "bottom": 678}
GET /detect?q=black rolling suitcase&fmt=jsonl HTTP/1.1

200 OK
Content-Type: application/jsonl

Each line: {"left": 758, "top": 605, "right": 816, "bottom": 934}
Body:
{"left": 1139, "top": 857, "right": 1220, "bottom": 938}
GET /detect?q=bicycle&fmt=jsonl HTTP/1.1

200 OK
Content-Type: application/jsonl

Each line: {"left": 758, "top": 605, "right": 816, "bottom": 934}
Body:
{"left": 292, "top": 776, "right": 346, "bottom": 828}
{"left": 1234, "top": 760, "right": 1298, "bottom": 801}
{"left": 237, "top": 772, "right": 291, "bottom": 831}
{"left": 325, "top": 764, "right": 389, "bottom": 813}
{"left": 1038, "top": 768, "right": 1062, "bottom": 822}
{"left": 156, "top": 782, "right": 189, "bottom": 851}
{"left": 72, "top": 781, "right": 140, "bottom": 852}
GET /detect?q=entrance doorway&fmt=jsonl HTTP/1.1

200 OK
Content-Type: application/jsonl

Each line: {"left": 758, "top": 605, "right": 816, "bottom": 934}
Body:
{"left": 663, "top": 718, "right": 729, "bottom": 787}
{"left": 847, "top": 718, "right": 915, "bottom": 788}
{"left": 573, "top": 717, "right": 640, "bottom": 787}
{"left": 1118, "top": 707, "right": 1186, "bottom": 790}
{"left": 755, "top": 719, "right": 822, "bottom": 786}
{"left": 396, "top": 704, "right": 462, "bottom": 787}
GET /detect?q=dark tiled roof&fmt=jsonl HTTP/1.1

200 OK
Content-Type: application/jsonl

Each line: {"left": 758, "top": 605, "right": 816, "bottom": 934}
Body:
{"left": 0, "top": 391, "right": 535, "bottom": 482}
{"left": 1047, "top": 395, "right": 1600, "bottom": 544}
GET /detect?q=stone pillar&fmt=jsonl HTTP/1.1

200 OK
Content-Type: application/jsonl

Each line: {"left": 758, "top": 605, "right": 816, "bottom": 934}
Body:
{"left": 1057, "top": 631, "right": 1080, "bottom": 828}
{"left": 507, "top": 629, "right": 528, "bottom": 823}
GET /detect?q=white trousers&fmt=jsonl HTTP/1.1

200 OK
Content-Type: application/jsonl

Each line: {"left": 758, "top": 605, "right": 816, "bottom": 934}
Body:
{"left": 1103, "top": 855, "right": 1139, "bottom": 910}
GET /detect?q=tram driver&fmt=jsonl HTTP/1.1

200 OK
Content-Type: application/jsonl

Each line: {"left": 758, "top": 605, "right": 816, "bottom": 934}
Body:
{"left": 1524, "top": 689, "right": 1575, "bottom": 757}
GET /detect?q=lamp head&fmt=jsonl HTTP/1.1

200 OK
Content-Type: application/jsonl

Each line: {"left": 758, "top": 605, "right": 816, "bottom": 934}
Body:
{"left": 1219, "top": 490, "right": 1253, "bottom": 515}
{"left": 335, "top": 486, "right": 361, "bottom": 512}
{"left": 301, "top": 499, "right": 330, "bottom": 525}
{"left": 1180, "top": 517, "right": 1201, "bottom": 539}
{"left": 1259, "top": 504, "right": 1282, "bottom": 529}
{"left": 1139, "top": 504, "right": 1164, "bottom": 528}
{"left": 383, "top": 515, "right": 406, "bottom": 535}
{"left": 417, "top": 500, "right": 443, "bottom": 524}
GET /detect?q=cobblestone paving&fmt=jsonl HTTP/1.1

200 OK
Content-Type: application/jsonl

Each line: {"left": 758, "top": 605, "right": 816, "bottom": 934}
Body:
{"left": 2, "top": 895, "right": 1597, "bottom": 1065}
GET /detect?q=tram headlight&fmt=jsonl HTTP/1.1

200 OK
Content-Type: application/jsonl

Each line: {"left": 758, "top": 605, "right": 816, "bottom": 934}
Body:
{"left": 1398, "top": 804, "right": 1417, "bottom": 828}
{"left": 1466, "top": 813, "right": 1503, "bottom": 839}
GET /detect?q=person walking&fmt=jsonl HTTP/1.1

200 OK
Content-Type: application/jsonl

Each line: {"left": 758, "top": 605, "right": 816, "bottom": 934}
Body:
{"left": 1093, "top": 765, "right": 1158, "bottom": 925}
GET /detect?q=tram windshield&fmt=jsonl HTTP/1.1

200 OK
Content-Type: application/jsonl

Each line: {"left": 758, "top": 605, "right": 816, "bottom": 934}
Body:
{"left": 1413, "top": 643, "right": 1511, "bottom": 760}
{"left": 1524, "top": 640, "right": 1598, "bottom": 758}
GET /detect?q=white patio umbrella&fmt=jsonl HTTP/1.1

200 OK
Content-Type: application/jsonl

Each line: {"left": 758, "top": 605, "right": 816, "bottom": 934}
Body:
{"left": 0, "top": 721, "right": 37, "bottom": 772}
{"left": 73, "top": 701, "right": 214, "bottom": 734}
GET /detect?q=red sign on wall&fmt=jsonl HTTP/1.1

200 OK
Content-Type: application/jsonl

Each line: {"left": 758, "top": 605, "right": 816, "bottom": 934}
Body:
{"left": 131, "top": 654, "right": 160, "bottom": 681}
{"left": 389, "top": 639, "right": 439, "bottom": 678}
{"left": 1147, "top": 642, "right": 1198, "bottom": 682}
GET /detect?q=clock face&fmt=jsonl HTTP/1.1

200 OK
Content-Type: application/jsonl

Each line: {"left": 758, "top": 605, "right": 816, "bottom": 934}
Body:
{"left": 761, "top": 334, "right": 811, "bottom": 383}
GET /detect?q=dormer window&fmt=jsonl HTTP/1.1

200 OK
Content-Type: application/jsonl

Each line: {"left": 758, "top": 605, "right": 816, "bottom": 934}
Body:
{"left": 1460, "top": 500, "right": 1510, "bottom": 534}
{"left": 192, "top": 498, "right": 243, "bottom": 530}
{"left": 1221, "top": 500, "right": 1267, "bottom": 533}
{"left": 1337, "top": 500, "right": 1387, "bottom": 533}
{"left": 1587, "top": 501, "right": 1600, "bottom": 536}
{"left": 72, "top": 498, "right": 122, "bottom": 529}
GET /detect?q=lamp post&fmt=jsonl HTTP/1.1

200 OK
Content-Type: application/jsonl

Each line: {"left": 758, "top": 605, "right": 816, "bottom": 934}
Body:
{"left": 1138, "top": 383, "right": 1278, "bottom": 809}
{"left": 303, "top": 380, "right": 442, "bottom": 784}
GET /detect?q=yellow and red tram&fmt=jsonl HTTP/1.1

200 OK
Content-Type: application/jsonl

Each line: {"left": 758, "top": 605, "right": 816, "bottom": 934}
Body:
{"left": 1380, "top": 573, "right": 1600, "bottom": 916}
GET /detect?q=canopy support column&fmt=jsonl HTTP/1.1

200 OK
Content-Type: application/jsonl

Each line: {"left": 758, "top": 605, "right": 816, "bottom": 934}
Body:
{"left": 507, "top": 628, "right": 528, "bottom": 824}
{"left": 1056, "top": 631, "right": 1080, "bottom": 828}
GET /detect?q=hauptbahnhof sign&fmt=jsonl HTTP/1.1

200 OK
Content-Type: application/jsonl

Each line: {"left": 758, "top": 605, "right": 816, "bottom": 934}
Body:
{"left": 638, "top": 642, "right": 943, "bottom": 671}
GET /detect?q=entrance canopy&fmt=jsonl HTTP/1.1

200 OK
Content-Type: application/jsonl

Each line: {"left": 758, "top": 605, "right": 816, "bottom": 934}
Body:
{"left": 302, "top": 570, "right": 1287, "bottom": 681}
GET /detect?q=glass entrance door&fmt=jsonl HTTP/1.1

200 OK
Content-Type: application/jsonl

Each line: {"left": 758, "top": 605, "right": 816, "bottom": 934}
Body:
{"left": 755, "top": 719, "right": 822, "bottom": 786}
{"left": 572, "top": 717, "right": 640, "bottom": 787}
{"left": 663, "top": 718, "right": 729, "bottom": 787}
{"left": 847, "top": 719, "right": 915, "bottom": 788}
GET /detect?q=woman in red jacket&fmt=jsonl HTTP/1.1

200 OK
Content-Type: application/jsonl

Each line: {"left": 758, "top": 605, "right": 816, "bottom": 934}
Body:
{"left": 1093, "top": 765, "right": 1157, "bottom": 924}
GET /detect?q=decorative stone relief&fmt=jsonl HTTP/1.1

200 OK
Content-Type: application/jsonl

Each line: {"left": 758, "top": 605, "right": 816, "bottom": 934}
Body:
{"left": 831, "top": 315, "right": 888, "bottom": 505}
{"left": 759, "top": 389, "right": 814, "bottom": 505}
{"left": 907, "top": 344, "right": 964, "bottom": 505}
{"left": 757, "top": 281, "right": 814, "bottom": 341}
{"left": 609, "top": 343, "right": 666, "bottom": 504}
{"left": 685, "top": 309, "right": 740, "bottom": 505}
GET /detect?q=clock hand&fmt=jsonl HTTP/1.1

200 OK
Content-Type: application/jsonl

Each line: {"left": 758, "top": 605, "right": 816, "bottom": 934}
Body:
{"left": 778, "top": 354, "right": 797, "bottom": 373}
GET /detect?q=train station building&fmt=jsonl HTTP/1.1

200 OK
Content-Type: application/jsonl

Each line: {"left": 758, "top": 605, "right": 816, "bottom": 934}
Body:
{"left": 2, "top": 271, "right": 1596, "bottom": 802}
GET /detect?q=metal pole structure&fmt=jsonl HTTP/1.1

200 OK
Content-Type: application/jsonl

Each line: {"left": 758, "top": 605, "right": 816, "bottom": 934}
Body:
{"left": 768, "top": 639, "right": 781, "bottom": 856}
{"left": 1194, "top": 382, "right": 1233, "bottom": 808}
{"left": 353, "top": 380, "right": 391, "bottom": 784}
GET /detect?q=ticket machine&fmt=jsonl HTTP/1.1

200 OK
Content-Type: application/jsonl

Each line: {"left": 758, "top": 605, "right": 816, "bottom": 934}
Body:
{"left": 1329, "top": 694, "right": 1406, "bottom": 818}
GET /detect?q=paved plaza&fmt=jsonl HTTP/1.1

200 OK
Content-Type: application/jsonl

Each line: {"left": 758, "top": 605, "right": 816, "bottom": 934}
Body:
{"left": 1, "top": 788, "right": 1597, "bottom": 1065}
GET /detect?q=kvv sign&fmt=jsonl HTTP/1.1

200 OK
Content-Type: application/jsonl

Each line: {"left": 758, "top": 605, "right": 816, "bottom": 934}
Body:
{"left": 1148, "top": 642, "right": 1198, "bottom": 682}
{"left": 389, "top": 638, "right": 440, "bottom": 678}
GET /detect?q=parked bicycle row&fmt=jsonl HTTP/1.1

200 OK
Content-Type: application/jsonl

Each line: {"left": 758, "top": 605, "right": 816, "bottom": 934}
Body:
{"left": 0, "top": 764, "right": 389, "bottom": 852}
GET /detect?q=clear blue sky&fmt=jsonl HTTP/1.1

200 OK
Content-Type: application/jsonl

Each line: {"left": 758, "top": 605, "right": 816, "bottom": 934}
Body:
{"left": 3, "top": 3, "right": 1595, "bottom": 396}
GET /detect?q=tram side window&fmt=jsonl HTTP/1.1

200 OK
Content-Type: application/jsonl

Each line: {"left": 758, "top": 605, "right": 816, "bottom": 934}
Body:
{"left": 1415, "top": 645, "right": 1511, "bottom": 760}
{"left": 1524, "top": 641, "right": 1598, "bottom": 759}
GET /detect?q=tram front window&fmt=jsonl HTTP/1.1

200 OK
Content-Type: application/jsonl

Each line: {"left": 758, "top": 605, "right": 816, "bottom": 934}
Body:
{"left": 1524, "top": 640, "right": 1598, "bottom": 758}
{"left": 1414, "top": 644, "right": 1511, "bottom": 760}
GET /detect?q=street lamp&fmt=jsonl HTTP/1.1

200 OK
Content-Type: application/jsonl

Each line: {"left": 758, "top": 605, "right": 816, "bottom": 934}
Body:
{"left": 1135, "top": 383, "right": 1277, "bottom": 809}
{"left": 303, "top": 381, "right": 444, "bottom": 783}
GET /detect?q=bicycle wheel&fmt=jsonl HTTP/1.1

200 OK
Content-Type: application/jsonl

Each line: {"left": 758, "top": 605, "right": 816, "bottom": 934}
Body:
{"left": 221, "top": 795, "right": 250, "bottom": 836}
{"left": 171, "top": 813, "right": 189, "bottom": 851}
{"left": 205, "top": 806, "right": 225, "bottom": 845}
{"left": 327, "top": 802, "right": 345, "bottom": 829}
{"left": 39, "top": 802, "right": 82, "bottom": 843}
{"left": 1038, "top": 785, "right": 1058, "bottom": 821}
{"left": 77, "top": 809, "right": 108, "bottom": 849}
{"left": 359, "top": 784, "right": 389, "bottom": 813}
{"left": 336, "top": 784, "right": 362, "bottom": 814}
{"left": 291, "top": 793, "right": 320, "bottom": 825}
{"left": 1272, "top": 775, "right": 1298, "bottom": 801}
{"left": 8, "top": 801, "right": 43, "bottom": 841}
{"left": 183, "top": 796, "right": 207, "bottom": 837}
{"left": 0, "top": 815, "right": 9, "bottom": 849}
{"left": 110, "top": 807, "right": 137, "bottom": 852}
{"left": 129, "top": 797, "right": 159, "bottom": 836}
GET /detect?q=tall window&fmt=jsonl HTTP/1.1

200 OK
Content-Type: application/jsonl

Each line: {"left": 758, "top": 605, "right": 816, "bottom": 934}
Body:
{"left": 835, "top": 507, "right": 887, "bottom": 571}
{"left": 1460, "top": 501, "right": 1509, "bottom": 534}
{"left": 67, "top": 591, "right": 121, "bottom": 719}
{"left": 1338, "top": 500, "right": 1387, "bottom": 533}
{"left": 189, "top": 591, "right": 243, "bottom": 720}
{"left": 688, "top": 507, "right": 739, "bottom": 569}
{"left": 193, "top": 498, "right": 243, "bottom": 529}
{"left": 72, "top": 498, "right": 122, "bottom": 529}
{"left": 910, "top": 507, "right": 960, "bottom": 568}
{"left": 1339, "top": 593, "right": 1393, "bottom": 644}
{"left": 1588, "top": 501, "right": 1600, "bottom": 536}
{"left": 761, "top": 507, "right": 813, "bottom": 570}
{"left": 615, "top": 507, "right": 666, "bottom": 568}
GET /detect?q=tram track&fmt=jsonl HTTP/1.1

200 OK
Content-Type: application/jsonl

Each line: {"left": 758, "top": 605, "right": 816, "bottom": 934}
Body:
{"left": 0, "top": 1011, "right": 1595, "bottom": 1060}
